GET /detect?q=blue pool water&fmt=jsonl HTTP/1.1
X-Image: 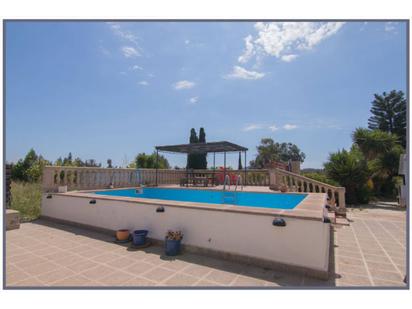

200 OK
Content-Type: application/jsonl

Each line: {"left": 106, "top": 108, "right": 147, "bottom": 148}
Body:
{"left": 94, "top": 187, "right": 307, "bottom": 210}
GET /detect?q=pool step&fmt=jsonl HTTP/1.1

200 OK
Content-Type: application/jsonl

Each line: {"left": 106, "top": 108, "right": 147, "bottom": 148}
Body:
{"left": 222, "top": 191, "right": 237, "bottom": 204}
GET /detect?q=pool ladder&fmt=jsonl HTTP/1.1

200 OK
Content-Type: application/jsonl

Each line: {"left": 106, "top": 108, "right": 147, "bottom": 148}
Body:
{"left": 222, "top": 175, "right": 242, "bottom": 204}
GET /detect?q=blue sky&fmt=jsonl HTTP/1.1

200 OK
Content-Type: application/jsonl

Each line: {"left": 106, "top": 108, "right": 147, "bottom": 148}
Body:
{"left": 5, "top": 21, "right": 407, "bottom": 168}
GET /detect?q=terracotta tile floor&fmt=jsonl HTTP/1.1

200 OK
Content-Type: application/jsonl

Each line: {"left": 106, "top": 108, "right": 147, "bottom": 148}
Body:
{"left": 5, "top": 206, "right": 407, "bottom": 288}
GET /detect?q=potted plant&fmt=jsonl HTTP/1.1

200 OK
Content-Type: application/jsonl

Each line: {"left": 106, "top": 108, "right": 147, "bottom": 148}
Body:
{"left": 116, "top": 229, "right": 130, "bottom": 241}
{"left": 165, "top": 230, "right": 183, "bottom": 256}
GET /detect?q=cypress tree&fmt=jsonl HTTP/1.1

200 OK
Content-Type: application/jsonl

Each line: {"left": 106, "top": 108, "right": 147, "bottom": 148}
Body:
{"left": 187, "top": 128, "right": 198, "bottom": 169}
{"left": 198, "top": 127, "right": 207, "bottom": 169}
{"left": 238, "top": 152, "right": 242, "bottom": 170}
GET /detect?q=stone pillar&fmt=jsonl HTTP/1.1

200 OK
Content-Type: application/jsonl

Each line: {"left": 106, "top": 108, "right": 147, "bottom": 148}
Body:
{"left": 290, "top": 161, "right": 301, "bottom": 174}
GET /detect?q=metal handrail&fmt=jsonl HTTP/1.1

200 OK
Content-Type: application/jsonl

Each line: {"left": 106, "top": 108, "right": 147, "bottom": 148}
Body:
{"left": 235, "top": 175, "right": 243, "bottom": 191}
{"left": 223, "top": 174, "right": 231, "bottom": 191}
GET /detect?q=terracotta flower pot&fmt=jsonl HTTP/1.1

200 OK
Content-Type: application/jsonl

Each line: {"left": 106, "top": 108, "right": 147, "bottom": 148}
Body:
{"left": 116, "top": 229, "right": 130, "bottom": 241}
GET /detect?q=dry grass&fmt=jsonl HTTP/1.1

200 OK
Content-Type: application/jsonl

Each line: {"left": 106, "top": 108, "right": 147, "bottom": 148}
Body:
{"left": 10, "top": 181, "right": 42, "bottom": 221}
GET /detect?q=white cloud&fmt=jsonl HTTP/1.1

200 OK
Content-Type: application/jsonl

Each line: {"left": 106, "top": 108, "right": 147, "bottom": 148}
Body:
{"left": 224, "top": 66, "right": 265, "bottom": 80}
{"left": 173, "top": 80, "right": 196, "bottom": 90}
{"left": 384, "top": 22, "right": 397, "bottom": 32}
{"left": 108, "top": 22, "right": 139, "bottom": 45}
{"left": 188, "top": 97, "right": 199, "bottom": 104}
{"left": 121, "top": 46, "right": 140, "bottom": 58}
{"left": 243, "top": 124, "right": 264, "bottom": 132}
{"left": 268, "top": 125, "right": 279, "bottom": 131}
{"left": 283, "top": 124, "right": 298, "bottom": 130}
{"left": 131, "top": 65, "right": 143, "bottom": 70}
{"left": 242, "top": 123, "right": 300, "bottom": 132}
{"left": 238, "top": 35, "right": 255, "bottom": 63}
{"left": 239, "top": 22, "right": 345, "bottom": 64}
{"left": 184, "top": 39, "right": 190, "bottom": 45}
{"left": 138, "top": 81, "right": 149, "bottom": 86}
{"left": 280, "top": 54, "right": 298, "bottom": 62}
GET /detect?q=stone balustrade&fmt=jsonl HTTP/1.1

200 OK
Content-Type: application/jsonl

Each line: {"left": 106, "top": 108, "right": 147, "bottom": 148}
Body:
{"left": 42, "top": 166, "right": 344, "bottom": 211}
{"left": 269, "top": 168, "right": 346, "bottom": 212}
{"left": 42, "top": 166, "right": 187, "bottom": 192}
{"left": 42, "top": 166, "right": 272, "bottom": 191}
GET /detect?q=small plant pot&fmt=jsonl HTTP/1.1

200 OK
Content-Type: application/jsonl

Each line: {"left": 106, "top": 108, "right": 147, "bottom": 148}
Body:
{"left": 116, "top": 229, "right": 130, "bottom": 241}
{"left": 132, "top": 230, "right": 148, "bottom": 246}
{"left": 280, "top": 185, "right": 288, "bottom": 193}
{"left": 165, "top": 239, "right": 182, "bottom": 256}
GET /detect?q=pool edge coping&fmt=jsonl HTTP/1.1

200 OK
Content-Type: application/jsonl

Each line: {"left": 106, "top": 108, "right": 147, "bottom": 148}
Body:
{"left": 46, "top": 187, "right": 327, "bottom": 222}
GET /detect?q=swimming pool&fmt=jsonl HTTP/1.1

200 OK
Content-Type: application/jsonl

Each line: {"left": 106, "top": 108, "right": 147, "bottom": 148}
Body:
{"left": 94, "top": 187, "right": 307, "bottom": 210}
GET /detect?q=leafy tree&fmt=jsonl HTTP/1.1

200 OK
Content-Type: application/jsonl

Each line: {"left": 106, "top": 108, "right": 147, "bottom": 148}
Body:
{"left": 107, "top": 159, "right": 113, "bottom": 168}
{"left": 368, "top": 90, "right": 406, "bottom": 147}
{"left": 55, "top": 153, "right": 101, "bottom": 167}
{"left": 134, "top": 152, "right": 170, "bottom": 169}
{"left": 249, "top": 138, "right": 306, "bottom": 168}
{"left": 84, "top": 159, "right": 101, "bottom": 167}
{"left": 11, "top": 149, "right": 51, "bottom": 182}
{"left": 324, "top": 147, "right": 371, "bottom": 204}
{"left": 238, "top": 152, "right": 243, "bottom": 170}
{"left": 62, "top": 152, "right": 73, "bottom": 166}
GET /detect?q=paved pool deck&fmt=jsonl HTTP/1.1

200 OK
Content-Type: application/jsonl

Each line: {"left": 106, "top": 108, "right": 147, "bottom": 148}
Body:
{"left": 5, "top": 206, "right": 407, "bottom": 288}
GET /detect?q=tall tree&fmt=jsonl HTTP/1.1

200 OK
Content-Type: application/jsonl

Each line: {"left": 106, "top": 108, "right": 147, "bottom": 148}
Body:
{"left": 107, "top": 159, "right": 113, "bottom": 168}
{"left": 187, "top": 128, "right": 199, "bottom": 169}
{"left": 368, "top": 90, "right": 406, "bottom": 147}
{"left": 198, "top": 127, "right": 207, "bottom": 169}
{"left": 11, "top": 149, "right": 51, "bottom": 182}
{"left": 238, "top": 152, "right": 243, "bottom": 170}
{"left": 249, "top": 138, "right": 305, "bottom": 168}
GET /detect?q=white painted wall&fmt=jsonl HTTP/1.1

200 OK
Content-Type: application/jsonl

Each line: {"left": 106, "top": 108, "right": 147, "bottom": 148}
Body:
{"left": 42, "top": 195, "right": 330, "bottom": 272}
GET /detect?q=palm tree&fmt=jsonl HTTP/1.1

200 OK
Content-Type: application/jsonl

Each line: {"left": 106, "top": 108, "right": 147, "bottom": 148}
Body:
{"left": 352, "top": 128, "right": 399, "bottom": 160}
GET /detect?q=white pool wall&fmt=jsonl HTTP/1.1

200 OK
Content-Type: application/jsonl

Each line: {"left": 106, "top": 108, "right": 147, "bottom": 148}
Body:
{"left": 41, "top": 193, "right": 330, "bottom": 276}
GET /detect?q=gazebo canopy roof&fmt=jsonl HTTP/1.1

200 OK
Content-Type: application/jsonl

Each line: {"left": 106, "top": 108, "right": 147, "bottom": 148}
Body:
{"left": 155, "top": 141, "right": 248, "bottom": 154}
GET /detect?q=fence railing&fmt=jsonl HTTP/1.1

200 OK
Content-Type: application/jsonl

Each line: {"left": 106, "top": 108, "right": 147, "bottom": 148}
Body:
{"left": 42, "top": 166, "right": 272, "bottom": 191}
{"left": 42, "top": 166, "right": 345, "bottom": 211}
{"left": 269, "top": 168, "right": 346, "bottom": 211}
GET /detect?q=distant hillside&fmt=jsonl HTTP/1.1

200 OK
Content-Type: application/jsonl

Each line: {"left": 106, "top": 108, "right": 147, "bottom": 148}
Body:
{"left": 301, "top": 168, "right": 324, "bottom": 174}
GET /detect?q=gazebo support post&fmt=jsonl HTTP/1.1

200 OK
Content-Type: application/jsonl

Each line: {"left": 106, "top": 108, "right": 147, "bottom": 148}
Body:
{"left": 155, "top": 149, "right": 159, "bottom": 186}
{"left": 213, "top": 152, "right": 216, "bottom": 186}
{"left": 244, "top": 151, "right": 247, "bottom": 186}
{"left": 223, "top": 151, "right": 227, "bottom": 185}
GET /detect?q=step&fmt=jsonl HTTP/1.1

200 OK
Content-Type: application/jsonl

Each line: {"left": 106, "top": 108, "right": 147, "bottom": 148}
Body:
{"left": 6, "top": 209, "right": 20, "bottom": 231}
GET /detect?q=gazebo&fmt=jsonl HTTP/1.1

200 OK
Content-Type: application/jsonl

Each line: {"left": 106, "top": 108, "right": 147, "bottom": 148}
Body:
{"left": 154, "top": 141, "right": 248, "bottom": 186}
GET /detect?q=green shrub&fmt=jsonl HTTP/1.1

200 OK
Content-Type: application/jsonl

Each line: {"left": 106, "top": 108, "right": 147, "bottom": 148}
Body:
{"left": 302, "top": 172, "right": 340, "bottom": 187}
{"left": 10, "top": 182, "right": 42, "bottom": 221}
{"left": 324, "top": 148, "right": 371, "bottom": 205}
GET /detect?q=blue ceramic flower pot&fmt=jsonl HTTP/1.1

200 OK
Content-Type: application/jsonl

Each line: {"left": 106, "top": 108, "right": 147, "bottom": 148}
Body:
{"left": 132, "top": 230, "right": 148, "bottom": 246}
{"left": 165, "top": 239, "right": 181, "bottom": 256}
